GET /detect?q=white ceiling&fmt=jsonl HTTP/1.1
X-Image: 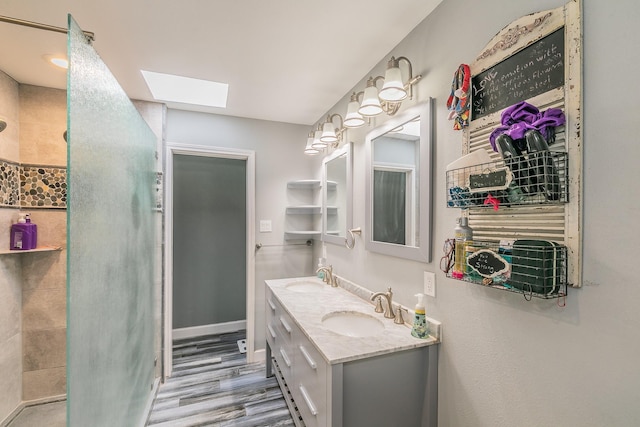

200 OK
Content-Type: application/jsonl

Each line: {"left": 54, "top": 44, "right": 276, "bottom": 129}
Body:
{"left": 0, "top": 0, "right": 442, "bottom": 125}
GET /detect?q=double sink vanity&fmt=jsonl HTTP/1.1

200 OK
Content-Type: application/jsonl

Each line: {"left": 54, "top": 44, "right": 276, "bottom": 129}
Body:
{"left": 265, "top": 275, "right": 440, "bottom": 427}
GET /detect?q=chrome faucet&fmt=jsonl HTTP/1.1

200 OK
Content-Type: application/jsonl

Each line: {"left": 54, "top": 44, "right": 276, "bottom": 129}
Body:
{"left": 316, "top": 265, "right": 338, "bottom": 287}
{"left": 371, "top": 287, "right": 395, "bottom": 319}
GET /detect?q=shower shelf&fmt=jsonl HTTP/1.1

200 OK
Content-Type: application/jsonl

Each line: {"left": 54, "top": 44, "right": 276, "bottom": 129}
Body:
{"left": 0, "top": 245, "right": 62, "bottom": 255}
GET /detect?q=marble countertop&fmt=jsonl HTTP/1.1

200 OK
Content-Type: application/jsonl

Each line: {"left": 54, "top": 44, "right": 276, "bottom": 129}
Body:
{"left": 266, "top": 276, "right": 440, "bottom": 365}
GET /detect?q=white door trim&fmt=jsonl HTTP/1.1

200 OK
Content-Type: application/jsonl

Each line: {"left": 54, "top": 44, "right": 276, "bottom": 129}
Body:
{"left": 164, "top": 142, "right": 256, "bottom": 379}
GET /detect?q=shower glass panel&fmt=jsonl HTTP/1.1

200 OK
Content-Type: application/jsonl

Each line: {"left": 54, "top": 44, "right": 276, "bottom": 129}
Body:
{"left": 67, "top": 15, "right": 157, "bottom": 427}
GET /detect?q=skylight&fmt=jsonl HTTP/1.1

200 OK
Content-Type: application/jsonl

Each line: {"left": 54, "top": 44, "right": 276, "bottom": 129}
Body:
{"left": 140, "top": 70, "right": 228, "bottom": 108}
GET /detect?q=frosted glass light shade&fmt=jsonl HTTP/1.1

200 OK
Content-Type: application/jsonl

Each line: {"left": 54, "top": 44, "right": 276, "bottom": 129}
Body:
{"left": 304, "top": 135, "right": 319, "bottom": 154}
{"left": 320, "top": 121, "right": 338, "bottom": 143}
{"left": 311, "top": 129, "right": 327, "bottom": 149}
{"left": 344, "top": 100, "right": 365, "bottom": 128}
{"left": 379, "top": 66, "right": 407, "bottom": 102}
{"left": 358, "top": 85, "right": 383, "bottom": 117}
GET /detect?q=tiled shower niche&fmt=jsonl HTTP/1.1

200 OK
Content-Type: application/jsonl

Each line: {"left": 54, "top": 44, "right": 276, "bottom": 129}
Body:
{"left": 0, "top": 158, "right": 67, "bottom": 209}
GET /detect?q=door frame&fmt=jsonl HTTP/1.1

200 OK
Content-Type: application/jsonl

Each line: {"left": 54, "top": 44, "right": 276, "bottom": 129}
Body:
{"left": 164, "top": 142, "right": 256, "bottom": 379}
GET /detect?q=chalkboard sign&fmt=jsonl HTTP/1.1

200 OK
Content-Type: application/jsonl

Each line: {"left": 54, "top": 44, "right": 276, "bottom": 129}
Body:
{"left": 467, "top": 249, "right": 510, "bottom": 278}
{"left": 468, "top": 167, "right": 512, "bottom": 193}
{"left": 471, "top": 28, "right": 565, "bottom": 120}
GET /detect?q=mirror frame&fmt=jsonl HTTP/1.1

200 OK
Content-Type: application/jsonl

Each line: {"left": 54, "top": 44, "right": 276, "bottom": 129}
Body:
{"left": 322, "top": 142, "right": 353, "bottom": 245}
{"left": 365, "top": 100, "right": 433, "bottom": 262}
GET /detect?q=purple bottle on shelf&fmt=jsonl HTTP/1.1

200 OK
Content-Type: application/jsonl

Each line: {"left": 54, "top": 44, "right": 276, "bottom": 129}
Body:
{"left": 10, "top": 213, "right": 37, "bottom": 250}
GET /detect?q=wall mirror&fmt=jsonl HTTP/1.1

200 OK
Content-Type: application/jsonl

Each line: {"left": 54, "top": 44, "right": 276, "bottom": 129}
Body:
{"left": 322, "top": 142, "right": 353, "bottom": 245}
{"left": 365, "top": 100, "right": 432, "bottom": 262}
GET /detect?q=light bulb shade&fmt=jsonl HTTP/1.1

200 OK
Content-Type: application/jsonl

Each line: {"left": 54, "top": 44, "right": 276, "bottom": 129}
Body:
{"left": 358, "top": 85, "right": 383, "bottom": 117}
{"left": 379, "top": 66, "right": 407, "bottom": 102}
{"left": 344, "top": 100, "right": 365, "bottom": 128}
{"left": 311, "top": 129, "right": 327, "bottom": 149}
{"left": 304, "top": 135, "right": 319, "bottom": 154}
{"left": 320, "top": 121, "right": 338, "bottom": 143}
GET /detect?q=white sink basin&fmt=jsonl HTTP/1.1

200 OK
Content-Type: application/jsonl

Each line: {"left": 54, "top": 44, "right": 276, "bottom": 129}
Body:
{"left": 321, "top": 311, "right": 384, "bottom": 337}
{"left": 285, "top": 280, "right": 325, "bottom": 292}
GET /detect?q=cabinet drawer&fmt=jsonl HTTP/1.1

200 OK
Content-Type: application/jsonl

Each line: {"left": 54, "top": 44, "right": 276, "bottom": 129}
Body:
{"left": 273, "top": 343, "right": 293, "bottom": 380}
{"left": 295, "top": 336, "right": 328, "bottom": 427}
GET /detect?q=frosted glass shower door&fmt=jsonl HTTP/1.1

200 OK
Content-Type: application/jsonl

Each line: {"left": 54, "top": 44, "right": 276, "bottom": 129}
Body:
{"left": 67, "top": 15, "right": 157, "bottom": 427}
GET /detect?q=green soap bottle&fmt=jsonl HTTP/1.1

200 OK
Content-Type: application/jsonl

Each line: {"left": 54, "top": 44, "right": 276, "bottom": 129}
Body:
{"left": 411, "top": 293, "right": 428, "bottom": 339}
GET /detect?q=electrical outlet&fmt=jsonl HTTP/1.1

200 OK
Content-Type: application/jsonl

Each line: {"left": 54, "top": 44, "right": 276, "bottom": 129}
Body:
{"left": 259, "top": 220, "right": 272, "bottom": 232}
{"left": 424, "top": 271, "right": 436, "bottom": 297}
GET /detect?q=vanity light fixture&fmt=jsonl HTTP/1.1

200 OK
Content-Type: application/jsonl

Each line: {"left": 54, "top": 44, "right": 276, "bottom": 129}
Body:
{"left": 344, "top": 92, "right": 366, "bottom": 128}
{"left": 320, "top": 113, "right": 345, "bottom": 144}
{"left": 359, "top": 56, "right": 422, "bottom": 117}
{"left": 358, "top": 76, "right": 385, "bottom": 117}
{"left": 303, "top": 55, "right": 421, "bottom": 154}
{"left": 379, "top": 56, "right": 410, "bottom": 101}
{"left": 311, "top": 124, "right": 327, "bottom": 150}
{"left": 304, "top": 131, "right": 320, "bottom": 155}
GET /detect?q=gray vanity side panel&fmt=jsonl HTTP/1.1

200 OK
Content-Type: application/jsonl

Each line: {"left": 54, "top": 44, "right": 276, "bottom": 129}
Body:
{"left": 329, "top": 363, "right": 344, "bottom": 427}
{"left": 422, "top": 345, "right": 439, "bottom": 427}
{"left": 342, "top": 346, "right": 436, "bottom": 427}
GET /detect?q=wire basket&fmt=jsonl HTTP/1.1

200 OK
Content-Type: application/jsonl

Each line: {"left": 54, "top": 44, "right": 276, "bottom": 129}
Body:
{"left": 446, "top": 152, "right": 568, "bottom": 208}
{"left": 446, "top": 239, "right": 568, "bottom": 300}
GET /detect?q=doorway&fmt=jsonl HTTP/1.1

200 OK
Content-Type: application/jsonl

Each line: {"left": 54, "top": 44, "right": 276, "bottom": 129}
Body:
{"left": 164, "top": 143, "right": 256, "bottom": 378}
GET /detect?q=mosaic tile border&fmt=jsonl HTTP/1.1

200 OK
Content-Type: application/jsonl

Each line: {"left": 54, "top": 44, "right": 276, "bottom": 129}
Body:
{"left": 0, "top": 158, "right": 67, "bottom": 209}
{"left": 20, "top": 165, "right": 67, "bottom": 208}
{"left": 0, "top": 159, "right": 20, "bottom": 206}
{"left": 1, "top": 158, "right": 161, "bottom": 211}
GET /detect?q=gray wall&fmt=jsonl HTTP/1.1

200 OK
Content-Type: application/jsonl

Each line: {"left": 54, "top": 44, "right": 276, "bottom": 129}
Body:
{"left": 173, "top": 154, "right": 246, "bottom": 328}
{"left": 166, "top": 111, "right": 318, "bottom": 350}
{"left": 315, "top": 0, "right": 640, "bottom": 426}
{"left": 166, "top": 1, "right": 640, "bottom": 424}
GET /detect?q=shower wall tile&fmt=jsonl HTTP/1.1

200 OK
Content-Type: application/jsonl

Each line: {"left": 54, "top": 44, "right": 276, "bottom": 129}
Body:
{"left": 22, "top": 366, "right": 66, "bottom": 401}
{"left": 22, "top": 287, "right": 66, "bottom": 331}
{"left": 23, "top": 328, "right": 66, "bottom": 371}
{"left": 0, "top": 70, "right": 20, "bottom": 163}
{"left": 19, "top": 85, "right": 66, "bottom": 167}
{"left": 0, "top": 333, "right": 22, "bottom": 421}
{"left": 0, "top": 253, "right": 22, "bottom": 343}
{"left": 21, "top": 250, "right": 66, "bottom": 292}
{"left": 19, "top": 122, "right": 67, "bottom": 167}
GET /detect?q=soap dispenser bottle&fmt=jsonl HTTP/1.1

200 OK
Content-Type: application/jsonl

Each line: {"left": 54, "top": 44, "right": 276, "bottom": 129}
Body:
{"left": 411, "top": 293, "right": 428, "bottom": 339}
{"left": 10, "top": 213, "right": 37, "bottom": 250}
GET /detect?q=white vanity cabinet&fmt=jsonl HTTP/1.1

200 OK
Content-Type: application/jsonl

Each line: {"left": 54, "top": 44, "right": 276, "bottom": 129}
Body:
{"left": 265, "top": 280, "right": 439, "bottom": 427}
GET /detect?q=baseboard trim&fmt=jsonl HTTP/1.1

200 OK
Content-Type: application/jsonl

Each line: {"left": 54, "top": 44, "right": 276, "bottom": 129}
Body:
{"left": 172, "top": 320, "right": 247, "bottom": 340}
{"left": 140, "top": 377, "right": 160, "bottom": 427}
{"left": 0, "top": 395, "right": 66, "bottom": 427}
{"left": 252, "top": 348, "right": 266, "bottom": 363}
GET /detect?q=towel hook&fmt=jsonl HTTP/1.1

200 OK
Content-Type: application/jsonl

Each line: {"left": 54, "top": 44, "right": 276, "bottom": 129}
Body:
{"left": 345, "top": 227, "right": 362, "bottom": 249}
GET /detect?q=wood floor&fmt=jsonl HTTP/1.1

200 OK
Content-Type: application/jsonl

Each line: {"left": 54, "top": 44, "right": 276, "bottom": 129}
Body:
{"left": 146, "top": 330, "right": 295, "bottom": 427}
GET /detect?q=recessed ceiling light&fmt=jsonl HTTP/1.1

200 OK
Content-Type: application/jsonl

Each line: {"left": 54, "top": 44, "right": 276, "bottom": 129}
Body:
{"left": 43, "top": 54, "right": 68, "bottom": 69}
{"left": 141, "top": 70, "right": 228, "bottom": 108}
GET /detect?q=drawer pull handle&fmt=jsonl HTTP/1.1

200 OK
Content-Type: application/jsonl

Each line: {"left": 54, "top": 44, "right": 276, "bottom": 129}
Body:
{"left": 299, "top": 385, "right": 318, "bottom": 416}
{"left": 279, "top": 348, "right": 291, "bottom": 367}
{"left": 299, "top": 345, "right": 317, "bottom": 369}
{"left": 268, "top": 299, "right": 276, "bottom": 312}
{"left": 279, "top": 317, "right": 292, "bottom": 334}
{"left": 268, "top": 325, "right": 277, "bottom": 340}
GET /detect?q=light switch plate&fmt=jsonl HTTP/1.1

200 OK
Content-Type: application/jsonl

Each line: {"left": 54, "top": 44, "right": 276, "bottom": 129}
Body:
{"left": 424, "top": 271, "right": 436, "bottom": 297}
{"left": 259, "top": 220, "right": 272, "bottom": 233}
